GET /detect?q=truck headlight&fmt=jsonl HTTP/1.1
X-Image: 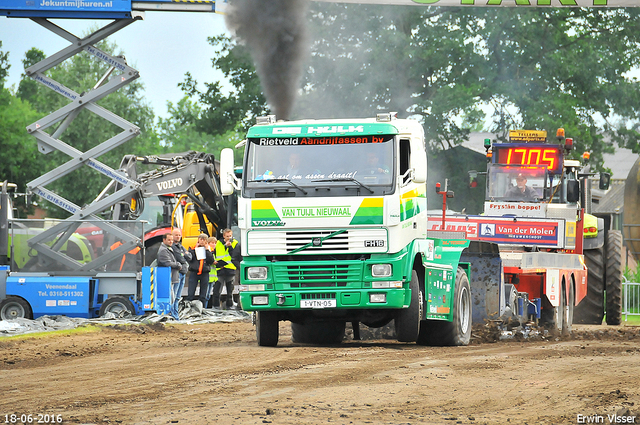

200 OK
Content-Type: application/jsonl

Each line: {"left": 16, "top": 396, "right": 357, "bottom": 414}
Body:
{"left": 371, "top": 281, "right": 403, "bottom": 289}
{"left": 239, "top": 284, "right": 266, "bottom": 292}
{"left": 247, "top": 267, "right": 268, "bottom": 280}
{"left": 371, "top": 264, "right": 392, "bottom": 277}
{"left": 369, "top": 293, "right": 387, "bottom": 303}
{"left": 252, "top": 295, "right": 269, "bottom": 305}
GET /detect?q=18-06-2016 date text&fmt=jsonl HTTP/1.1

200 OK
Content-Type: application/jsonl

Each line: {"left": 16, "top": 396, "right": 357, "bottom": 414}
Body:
{"left": 4, "top": 414, "right": 63, "bottom": 424}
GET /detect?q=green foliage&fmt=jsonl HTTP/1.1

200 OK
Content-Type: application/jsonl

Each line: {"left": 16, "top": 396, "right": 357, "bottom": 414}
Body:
{"left": 299, "top": 5, "right": 482, "bottom": 151}
{"left": 0, "top": 89, "right": 41, "bottom": 192}
{"left": 477, "top": 8, "right": 640, "bottom": 167}
{"left": 179, "top": 35, "right": 269, "bottom": 137}
{"left": 157, "top": 96, "right": 211, "bottom": 152}
{"left": 16, "top": 48, "right": 45, "bottom": 104}
{"left": 426, "top": 147, "right": 486, "bottom": 214}
{"left": 0, "top": 41, "right": 9, "bottom": 89}
{"left": 157, "top": 96, "right": 244, "bottom": 163}
{"left": 185, "top": 5, "right": 640, "bottom": 174}
{"left": 624, "top": 265, "right": 640, "bottom": 283}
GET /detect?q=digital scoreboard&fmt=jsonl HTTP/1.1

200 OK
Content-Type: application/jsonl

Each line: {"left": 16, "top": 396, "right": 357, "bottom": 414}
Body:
{"left": 493, "top": 144, "right": 564, "bottom": 175}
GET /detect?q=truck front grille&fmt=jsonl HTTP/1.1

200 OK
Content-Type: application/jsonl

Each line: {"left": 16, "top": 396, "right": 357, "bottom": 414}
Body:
{"left": 300, "top": 292, "right": 336, "bottom": 300}
{"left": 286, "top": 230, "right": 349, "bottom": 252}
{"left": 274, "top": 263, "right": 361, "bottom": 288}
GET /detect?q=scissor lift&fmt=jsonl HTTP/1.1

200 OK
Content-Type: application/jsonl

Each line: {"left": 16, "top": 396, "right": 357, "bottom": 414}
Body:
{"left": 1, "top": 0, "right": 226, "bottom": 272}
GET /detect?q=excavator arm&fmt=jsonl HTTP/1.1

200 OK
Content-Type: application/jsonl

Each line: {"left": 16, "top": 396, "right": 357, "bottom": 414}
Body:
{"left": 114, "top": 151, "right": 229, "bottom": 235}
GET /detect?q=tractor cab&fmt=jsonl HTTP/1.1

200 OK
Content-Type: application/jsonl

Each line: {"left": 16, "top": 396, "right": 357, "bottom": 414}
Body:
{"left": 485, "top": 129, "right": 570, "bottom": 205}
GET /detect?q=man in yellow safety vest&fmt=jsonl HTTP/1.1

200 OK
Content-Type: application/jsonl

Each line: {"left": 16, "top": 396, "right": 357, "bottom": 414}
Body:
{"left": 212, "top": 228, "right": 240, "bottom": 309}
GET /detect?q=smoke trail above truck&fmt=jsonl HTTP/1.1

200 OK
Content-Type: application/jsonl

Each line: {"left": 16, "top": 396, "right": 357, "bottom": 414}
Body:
{"left": 225, "top": 0, "right": 310, "bottom": 120}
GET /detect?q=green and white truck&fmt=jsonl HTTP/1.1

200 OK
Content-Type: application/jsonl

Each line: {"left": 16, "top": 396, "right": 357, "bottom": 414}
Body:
{"left": 219, "top": 113, "right": 473, "bottom": 346}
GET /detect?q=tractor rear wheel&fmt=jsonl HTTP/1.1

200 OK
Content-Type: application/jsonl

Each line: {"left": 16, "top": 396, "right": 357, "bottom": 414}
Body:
{"left": 605, "top": 230, "right": 623, "bottom": 325}
{"left": 574, "top": 246, "right": 605, "bottom": 324}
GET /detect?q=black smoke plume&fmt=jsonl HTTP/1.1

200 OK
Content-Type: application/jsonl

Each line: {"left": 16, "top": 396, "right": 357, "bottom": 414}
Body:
{"left": 225, "top": 0, "right": 310, "bottom": 120}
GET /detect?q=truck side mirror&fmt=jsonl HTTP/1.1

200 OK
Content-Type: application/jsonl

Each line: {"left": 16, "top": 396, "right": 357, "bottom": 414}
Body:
{"left": 567, "top": 180, "right": 580, "bottom": 203}
{"left": 411, "top": 153, "right": 427, "bottom": 184}
{"left": 599, "top": 172, "right": 611, "bottom": 190}
{"left": 220, "top": 148, "right": 236, "bottom": 196}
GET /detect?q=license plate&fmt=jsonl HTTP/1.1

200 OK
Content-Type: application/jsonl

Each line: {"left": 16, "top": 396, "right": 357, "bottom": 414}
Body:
{"left": 300, "top": 299, "right": 337, "bottom": 309}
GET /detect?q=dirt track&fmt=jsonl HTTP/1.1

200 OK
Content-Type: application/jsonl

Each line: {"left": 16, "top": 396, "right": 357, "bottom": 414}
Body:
{"left": 1, "top": 320, "right": 640, "bottom": 425}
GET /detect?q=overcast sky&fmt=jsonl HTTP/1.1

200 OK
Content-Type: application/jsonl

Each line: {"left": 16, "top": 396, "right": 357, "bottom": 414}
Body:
{"left": 0, "top": 12, "right": 230, "bottom": 119}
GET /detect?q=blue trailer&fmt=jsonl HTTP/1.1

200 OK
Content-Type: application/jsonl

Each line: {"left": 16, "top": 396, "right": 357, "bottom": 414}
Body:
{"left": 0, "top": 266, "right": 172, "bottom": 320}
{"left": 1, "top": 182, "right": 173, "bottom": 320}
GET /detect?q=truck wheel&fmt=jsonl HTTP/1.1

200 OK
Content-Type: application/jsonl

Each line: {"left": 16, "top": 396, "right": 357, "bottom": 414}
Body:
{"left": 256, "top": 311, "right": 279, "bottom": 347}
{"left": 605, "top": 230, "right": 623, "bottom": 325}
{"left": 99, "top": 296, "right": 135, "bottom": 317}
{"left": 395, "top": 270, "right": 423, "bottom": 342}
{"left": 542, "top": 286, "right": 565, "bottom": 333}
{"left": 574, "top": 246, "right": 605, "bottom": 324}
{"left": 0, "top": 297, "right": 33, "bottom": 320}
{"left": 291, "top": 321, "right": 345, "bottom": 344}
{"left": 562, "top": 281, "right": 574, "bottom": 336}
{"left": 417, "top": 267, "right": 471, "bottom": 346}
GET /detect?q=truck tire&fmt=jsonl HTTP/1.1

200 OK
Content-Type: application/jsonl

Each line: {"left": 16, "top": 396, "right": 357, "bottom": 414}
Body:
{"left": 605, "top": 230, "right": 623, "bottom": 326}
{"left": 562, "top": 281, "right": 574, "bottom": 336}
{"left": 417, "top": 267, "right": 471, "bottom": 346}
{"left": 256, "top": 311, "right": 279, "bottom": 347}
{"left": 291, "top": 321, "right": 345, "bottom": 344}
{"left": 99, "top": 296, "right": 136, "bottom": 317}
{"left": 541, "top": 285, "right": 565, "bottom": 334}
{"left": 573, "top": 246, "right": 605, "bottom": 324}
{"left": 0, "top": 297, "right": 33, "bottom": 320}
{"left": 394, "top": 270, "right": 423, "bottom": 342}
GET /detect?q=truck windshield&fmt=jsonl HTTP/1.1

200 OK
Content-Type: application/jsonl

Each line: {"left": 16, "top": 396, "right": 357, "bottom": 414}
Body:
{"left": 243, "top": 136, "right": 396, "bottom": 198}
{"left": 486, "top": 164, "right": 549, "bottom": 202}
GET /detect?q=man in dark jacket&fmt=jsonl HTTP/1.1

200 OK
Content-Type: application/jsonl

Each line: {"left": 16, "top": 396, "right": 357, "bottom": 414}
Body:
{"left": 187, "top": 233, "right": 214, "bottom": 307}
{"left": 171, "top": 228, "right": 191, "bottom": 314}
{"left": 157, "top": 233, "right": 182, "bottom": 318}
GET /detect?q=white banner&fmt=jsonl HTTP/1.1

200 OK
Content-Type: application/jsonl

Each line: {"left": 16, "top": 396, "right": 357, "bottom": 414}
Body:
{"left": 317, "top": 0, "right": 638, "bottom": 7}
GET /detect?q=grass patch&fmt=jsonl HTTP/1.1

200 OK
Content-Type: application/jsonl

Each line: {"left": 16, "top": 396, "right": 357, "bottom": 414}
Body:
{"left": 623, "top": 314, "right": 640, "bottom": 325}
{"left": 0, "top": 324, "right": 104, "bottom": 341}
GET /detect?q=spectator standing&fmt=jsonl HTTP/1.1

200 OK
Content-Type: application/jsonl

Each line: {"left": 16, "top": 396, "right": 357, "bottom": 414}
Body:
{"left": 156, "top": 233, "right": 181, "bottom": 319}
{"left": 171, "top": 228, "right": 191, "bottom": 315}
{"left": 187, "top": 233, "right": 214, "bottom": 307}
{"left": 212, "top": 228, "right": 240, "bottom": 310}
{"left": 205, "top": 236, "right": 219, "bottom": 308}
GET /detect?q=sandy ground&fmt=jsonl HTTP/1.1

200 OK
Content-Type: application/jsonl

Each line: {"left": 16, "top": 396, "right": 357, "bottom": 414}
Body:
{"left": 1, "top": 319, "right": 640, "bottom": 425}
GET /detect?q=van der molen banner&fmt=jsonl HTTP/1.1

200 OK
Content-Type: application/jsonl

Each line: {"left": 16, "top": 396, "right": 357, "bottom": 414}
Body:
{"left": 319, "top": 0, "right": 637, "bottom": 7}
